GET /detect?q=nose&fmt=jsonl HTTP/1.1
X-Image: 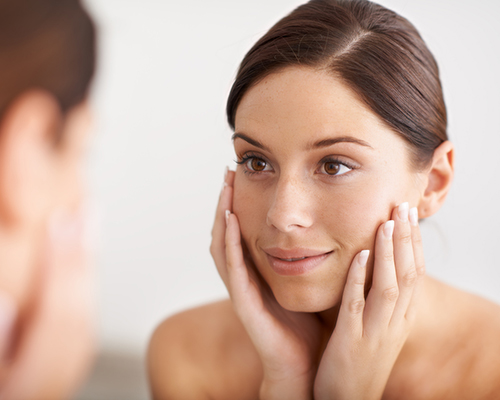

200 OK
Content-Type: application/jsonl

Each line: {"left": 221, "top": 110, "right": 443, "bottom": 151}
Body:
{"left": 266, "top": 175, "right": 314, "bottom": 232}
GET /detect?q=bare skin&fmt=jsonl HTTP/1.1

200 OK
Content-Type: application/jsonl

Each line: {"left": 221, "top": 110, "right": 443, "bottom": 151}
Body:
{"left": 148, "top": 67, "right": 500, "bottom": 399}
{"left": 0, "top": 92, "right": 95, "bottom": 399}
{"left": 149, "top": 279, "right": 500, "bottom": 400}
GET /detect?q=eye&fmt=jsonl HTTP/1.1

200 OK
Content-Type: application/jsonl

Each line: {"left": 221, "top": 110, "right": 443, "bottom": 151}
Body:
{"left": 320, "top": 159, "right": 353, "bottom": 176}
{"left": 236, "top": 153, "right": 273, "bottom": 174}
{"left": 247, "top": 157, "right": 268, "bottom": 172}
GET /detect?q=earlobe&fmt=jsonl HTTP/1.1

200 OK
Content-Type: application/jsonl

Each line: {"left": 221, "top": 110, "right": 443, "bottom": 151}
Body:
{"left": 418, "top": 141, "right": 454, "bottom": 219}
{"left": 0, "top": 90, "right": 62, "bottom": 225}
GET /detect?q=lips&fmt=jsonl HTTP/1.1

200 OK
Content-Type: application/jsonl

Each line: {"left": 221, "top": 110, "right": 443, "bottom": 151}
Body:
{"left": 263, "top": 248, "right": 333, "bottom": 276}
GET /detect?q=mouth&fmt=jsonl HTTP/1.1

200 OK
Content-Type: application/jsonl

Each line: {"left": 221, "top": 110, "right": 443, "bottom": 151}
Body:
{"left": 263, "top": 248, "right": 333, "bottom": 276}
{"left": 278, "top": 257, "right": 309, "bottom": 262}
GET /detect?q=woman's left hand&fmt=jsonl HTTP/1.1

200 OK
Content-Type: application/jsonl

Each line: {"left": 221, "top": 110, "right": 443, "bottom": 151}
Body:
{"left": 314, "top": 202, "right": 425, "bottom": 400}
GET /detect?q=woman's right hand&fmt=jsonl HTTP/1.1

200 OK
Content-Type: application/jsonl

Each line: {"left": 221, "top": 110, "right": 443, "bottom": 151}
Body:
{"left": 210, "top": 169, "right": 322, "bottom": 400}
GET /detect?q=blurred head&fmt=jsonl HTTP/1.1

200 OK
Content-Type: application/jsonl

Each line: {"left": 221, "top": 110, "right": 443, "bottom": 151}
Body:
{"left": 0, "top": 0, "right": 96, "bottom": 310}
{"left": 227, "top": 0, "right": 453, "bottom": 312}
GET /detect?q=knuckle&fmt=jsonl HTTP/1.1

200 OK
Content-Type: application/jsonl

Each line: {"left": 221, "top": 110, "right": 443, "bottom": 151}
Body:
{"left": 348, "top": 299, "right": 365, "bottom": 314}
{"left": 382, "top": 251, "right": 394, "bottom": 263}
{"left": 382, "top": 286, "right": 399, "bottom": 303}
{"left": 352, "top": 276, "right": 365, "bottom": 286}
{"left": 401, "top": 267, "right": 418, "bottom": 287}
{"left": 397, "top": 231, "right": 412, "bottom": 245}
{"left": 416, "top": 262, "right": 426, "bottom": 276}
{"left": 412, "top": 234, "right": 423, "bottom": 246}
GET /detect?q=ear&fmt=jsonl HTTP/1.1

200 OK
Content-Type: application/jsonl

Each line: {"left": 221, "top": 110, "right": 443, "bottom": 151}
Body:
{"left": 0, "top": 90, "right": 62, "bottom": 226}
{"left": 418, "top": 140, "right": 454, "bottom": 219}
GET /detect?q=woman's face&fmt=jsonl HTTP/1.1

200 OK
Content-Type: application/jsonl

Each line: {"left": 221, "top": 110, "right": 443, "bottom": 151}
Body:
{"left": 232, "top": 66, "right": 427, "bottom": 313}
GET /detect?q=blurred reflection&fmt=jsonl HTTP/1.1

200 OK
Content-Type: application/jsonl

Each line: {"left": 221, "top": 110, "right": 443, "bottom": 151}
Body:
{"left": 0, "top": 0, "right": 97, "bottom": 398}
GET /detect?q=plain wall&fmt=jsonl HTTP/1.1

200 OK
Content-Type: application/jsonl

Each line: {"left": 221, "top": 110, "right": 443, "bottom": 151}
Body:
{"left": 83, "top": 0, "right": 500, "bottom": 352}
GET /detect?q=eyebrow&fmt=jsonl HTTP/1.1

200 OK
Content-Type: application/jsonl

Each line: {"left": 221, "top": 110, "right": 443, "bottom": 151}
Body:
{"left": 232, "top": 133, "right": 270, "bottom": 151}
{"left": 232, "top": 132, "right": 373, "bottom": 151}
{"left": 310, "top": 136, "right": 373, "bottom": 150}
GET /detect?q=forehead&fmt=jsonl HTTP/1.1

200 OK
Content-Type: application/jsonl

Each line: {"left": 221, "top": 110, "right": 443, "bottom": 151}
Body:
{"left": 234, "top": 66, "right": 400, "bottom": 150}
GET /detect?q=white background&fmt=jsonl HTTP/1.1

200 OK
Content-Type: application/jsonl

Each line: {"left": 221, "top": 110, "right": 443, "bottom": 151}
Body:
{"left": 82, "top": 0, "right": 500, "bottom": 353}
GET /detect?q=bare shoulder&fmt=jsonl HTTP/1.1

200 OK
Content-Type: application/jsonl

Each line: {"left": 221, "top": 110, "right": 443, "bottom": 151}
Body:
{"left": 429, "top": 279, "right": 500, "bottom": 398}
{"left": 147, "top": 299, "right": 262, "bottom": 400}
{"left": 457, "top": 286, "right": 500, "bottom": 393}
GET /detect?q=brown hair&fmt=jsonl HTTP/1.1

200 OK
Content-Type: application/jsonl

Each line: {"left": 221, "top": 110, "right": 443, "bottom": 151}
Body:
{"left": 0, "top": 0, "right": 96, "bottom": 119}
{"left": 226, "top": 0, "right": 447, "bottom": 169}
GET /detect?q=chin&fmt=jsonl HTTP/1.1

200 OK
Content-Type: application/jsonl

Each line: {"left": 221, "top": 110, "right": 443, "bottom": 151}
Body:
{"left": 271, "top": 281, "right": 342, "bottom": 313}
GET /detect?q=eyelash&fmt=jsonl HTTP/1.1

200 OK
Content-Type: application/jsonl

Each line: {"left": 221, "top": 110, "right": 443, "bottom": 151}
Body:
{"left": 319, "top": 156, "right": 357, "bottom": 176}
{"left": 235, "top": 153, "right": 269, "bottom": 176}
{"left": 235, "top": 153, "right": 358, "bottom": 177}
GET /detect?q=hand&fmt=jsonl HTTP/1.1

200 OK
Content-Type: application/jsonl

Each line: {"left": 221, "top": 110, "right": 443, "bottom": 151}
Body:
{"left": 0, "top": 208, "right": 96, "bottom": 400}
{"left": 314, "top": 203, "right": 425, "bottom": 400}
{"left": 210, "top": 169, "right": 323, "bottom": 400}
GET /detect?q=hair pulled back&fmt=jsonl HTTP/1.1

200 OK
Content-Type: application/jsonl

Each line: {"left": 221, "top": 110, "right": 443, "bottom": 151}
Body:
{"left": 0, "top": 0, "right": 96, "bottom": 119}
{"left": 227, "top": 0, "right": 447, "bottom": 169}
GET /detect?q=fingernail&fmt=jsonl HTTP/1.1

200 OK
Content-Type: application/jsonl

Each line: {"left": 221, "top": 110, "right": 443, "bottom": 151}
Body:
{"left": 225, "top": 210, "right": 230, "bottom": 225}
{"left": 384, "top": 220, "right": 395, "bottom": 239}
{"left": 359, "top": 250, "right": 370, "bottom": 267}
{"left": 398, "top": 202, "right": 409, "bottom": 222}
{"left": 409, "top": 207, "right": 419, "bottom": 226}
{"left": 221, "top": 167, "right": 229, "bottom": 195}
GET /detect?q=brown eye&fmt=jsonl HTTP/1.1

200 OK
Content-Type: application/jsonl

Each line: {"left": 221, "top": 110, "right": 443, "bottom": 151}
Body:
{"left": 324, "top": 161, "right": 340, "bottom": 175}
{"left": 249, "top": 157, "right": 267, "bottom": 171}
{"left": 320, "top": 159, "right": 353, "bottom": 176}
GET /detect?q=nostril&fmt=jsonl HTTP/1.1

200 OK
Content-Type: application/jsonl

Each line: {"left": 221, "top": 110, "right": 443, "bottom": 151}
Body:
{"left": 266, "top": 210, "right": 312, "bottom": 232}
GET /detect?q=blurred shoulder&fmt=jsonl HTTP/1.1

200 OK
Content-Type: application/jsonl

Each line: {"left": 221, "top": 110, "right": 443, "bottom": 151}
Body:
{"left": 147, "top": 299, "right": 261, "bottom": 400}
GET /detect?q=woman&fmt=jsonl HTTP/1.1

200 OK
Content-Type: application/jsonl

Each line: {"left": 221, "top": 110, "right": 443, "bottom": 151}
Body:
{"left": 0, "top": 0, "right": 97, "bottom": 398}
{"left": 148, "top": 0, "right": 500, "bottom": 399}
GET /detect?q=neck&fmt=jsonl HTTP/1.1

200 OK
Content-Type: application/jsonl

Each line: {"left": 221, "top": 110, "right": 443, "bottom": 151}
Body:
{"left": 317, "top": 304, "right": 340, "bottom": 332}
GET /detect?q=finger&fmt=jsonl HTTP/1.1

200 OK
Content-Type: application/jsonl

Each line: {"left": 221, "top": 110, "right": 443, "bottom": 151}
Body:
{"left": 225, "top": 212, "right": 283, "bottom": 350}
{"left": 210, "top": 168, "right": 235, "bottom": 283}
{"left": 390, "top": 202, "right": 418, "bottom": 325}
{"left": 225, "top": 211, "right": 253, "bottom": 303}
{"left": 405, "top": 207, "right": 425, "bottom": 323}
{"left": 225, "top": 212, "right": 269, "bottom": 321}
{"left": 211, "top": 167, "right": 234, "bottom": 238}
{"left": 364, "top": 220, "right": 397, "bottom": 333}
{"left": 0, "top": 211, "right": 95, "bottom": 400}
{"left": 335, "top": 250, "right": 370, "bottom": 339}
{"left": 0, "top": 292, "right": 17, "bottom": 365}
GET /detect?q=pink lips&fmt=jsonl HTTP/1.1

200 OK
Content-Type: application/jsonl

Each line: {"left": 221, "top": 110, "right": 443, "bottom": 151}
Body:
{"left": 264, "top": 248, "right": 333, "bottom": 276}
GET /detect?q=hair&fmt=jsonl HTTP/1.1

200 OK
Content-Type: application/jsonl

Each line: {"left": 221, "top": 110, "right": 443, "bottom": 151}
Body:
{"left": 226, "top": 0, "right": 447, "bottom": 170}
{"left": 0, "top": 0, "right": 96, "bottom": 120}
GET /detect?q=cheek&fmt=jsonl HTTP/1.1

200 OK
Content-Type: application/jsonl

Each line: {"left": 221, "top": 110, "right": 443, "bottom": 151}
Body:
{"left": 316, "top": 180, "right": 398, "bottom": 252}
